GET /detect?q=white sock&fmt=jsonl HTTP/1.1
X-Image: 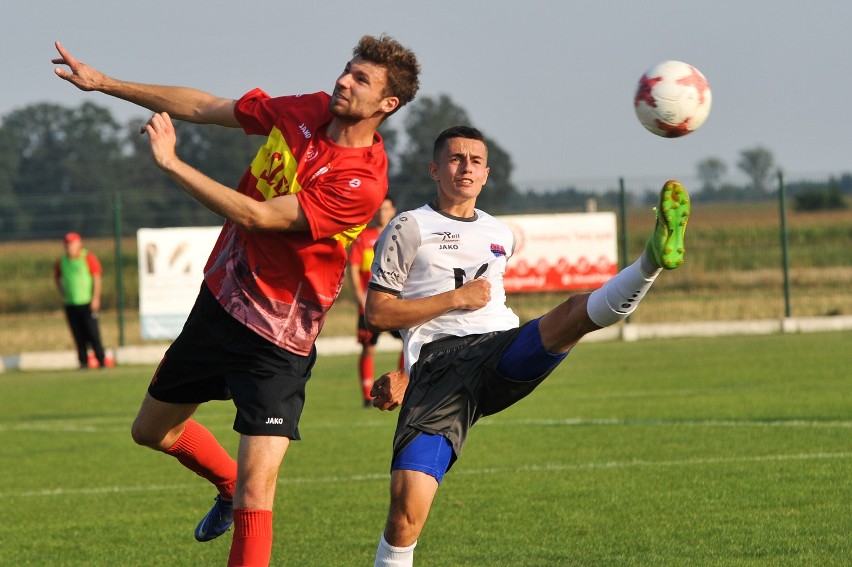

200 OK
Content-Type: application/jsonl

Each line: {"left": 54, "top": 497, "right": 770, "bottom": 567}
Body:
{"left": 374, "top": 534, "right": 416, "bottom": 567}
{"left": 586, "top": 254, "right": 661, "bottom": 327}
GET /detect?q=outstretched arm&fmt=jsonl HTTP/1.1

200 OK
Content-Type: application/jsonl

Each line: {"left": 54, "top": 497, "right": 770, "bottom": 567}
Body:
{"left": 145, "top": 112, "right": 309, "bottom": 232}
{"left": 52, "top": 41, "right": 239, "bottom": 127}
{"left": 365, "top": 279, "right": 491, "bottom": 332}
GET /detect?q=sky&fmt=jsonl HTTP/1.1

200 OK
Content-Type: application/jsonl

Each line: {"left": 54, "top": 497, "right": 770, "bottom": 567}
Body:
{"left": 4, "top": 0, "right": 851, "bottom": 189}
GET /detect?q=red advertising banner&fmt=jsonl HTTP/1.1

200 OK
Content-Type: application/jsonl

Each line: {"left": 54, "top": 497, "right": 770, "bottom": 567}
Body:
{"left": 499, "top": 212, "right": 618, "bottom": 293}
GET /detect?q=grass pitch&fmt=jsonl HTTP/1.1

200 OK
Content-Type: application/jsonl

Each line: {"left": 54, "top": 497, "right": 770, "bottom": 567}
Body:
{"left": 2, "top": 332, "right": 850, "bottom": 566}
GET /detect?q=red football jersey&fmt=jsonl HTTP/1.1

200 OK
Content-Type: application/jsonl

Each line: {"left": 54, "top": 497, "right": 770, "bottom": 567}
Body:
{"left": 348, "top": 226, "right": 381, "bottom": 292}
{"left": 203, "top": 90, "right": 388, "bottom": 355}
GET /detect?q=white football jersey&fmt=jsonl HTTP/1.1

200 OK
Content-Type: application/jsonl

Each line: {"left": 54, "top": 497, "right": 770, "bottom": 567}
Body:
{"left": 369, "top": 204, "right": 520, "bottom": 372}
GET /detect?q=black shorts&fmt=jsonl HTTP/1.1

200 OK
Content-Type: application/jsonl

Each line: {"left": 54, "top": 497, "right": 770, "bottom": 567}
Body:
{"left": 149, "top": 284, "right": 316, "bottom": 438}
{"left": 392, "top": 321, "right": 555, "bottom": 465}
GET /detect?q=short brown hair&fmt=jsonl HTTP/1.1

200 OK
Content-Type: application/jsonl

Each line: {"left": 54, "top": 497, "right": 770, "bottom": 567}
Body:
{"left": 354, "top": 34, "right": 420, "bottom": 115}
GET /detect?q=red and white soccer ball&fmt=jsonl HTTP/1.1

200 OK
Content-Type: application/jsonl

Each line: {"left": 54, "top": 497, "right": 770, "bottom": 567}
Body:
{"left": 634, "top": 60, "right": 712, "bottom": 138}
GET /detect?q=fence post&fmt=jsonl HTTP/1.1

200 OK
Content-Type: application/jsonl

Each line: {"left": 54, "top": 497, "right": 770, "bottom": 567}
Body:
{"left": 113, "top": 193, "right": 126, "bottom": 346}
{"left": 777, "top": 171, "right": 792, "bottom": 318}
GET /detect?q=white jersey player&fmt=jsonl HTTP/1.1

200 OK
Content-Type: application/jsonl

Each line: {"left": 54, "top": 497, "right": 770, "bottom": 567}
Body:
{"left": 367, "top": 125, "right": 691, "bottom": 566}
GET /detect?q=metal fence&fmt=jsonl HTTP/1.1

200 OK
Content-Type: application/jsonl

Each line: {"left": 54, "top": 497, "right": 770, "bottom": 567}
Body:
{"left": 1, "top": 171, "right": 849, "bottom": 345}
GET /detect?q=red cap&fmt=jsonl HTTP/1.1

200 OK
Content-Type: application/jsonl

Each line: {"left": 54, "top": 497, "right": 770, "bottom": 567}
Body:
{"left": 64, "top": 232, "right": 82, "bottom": 243}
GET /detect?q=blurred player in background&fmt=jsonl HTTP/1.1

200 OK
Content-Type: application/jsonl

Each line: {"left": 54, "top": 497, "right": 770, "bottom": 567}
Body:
{"left": 366, "top": 126, "right": 690, "bottom": 566}
{"left": 53, "top": 35, "right": 420, "bottom": 567}
{"left": 348, "top": 196, "right": 403, "bottom": 407}
{"left": 54, "top": 231, "right": 107, "bottom": 369}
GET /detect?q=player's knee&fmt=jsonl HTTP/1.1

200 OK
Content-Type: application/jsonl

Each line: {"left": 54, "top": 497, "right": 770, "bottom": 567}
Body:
{"left": 130, "top": 419, "right": 169, "bottom": 450}
{"left": 234, "top": 477, "right": 278, "bottom": 510}
{"left": 384, "top": 510, "right": 423, "bottom": 547}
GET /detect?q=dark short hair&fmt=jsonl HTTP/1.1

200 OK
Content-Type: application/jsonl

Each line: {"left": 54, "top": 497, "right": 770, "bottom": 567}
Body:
{"left": 354, "top": 34, "right": 420, "bottom": 115}
{"left": 432, "top": 126, "right": 487, "bottom": 161}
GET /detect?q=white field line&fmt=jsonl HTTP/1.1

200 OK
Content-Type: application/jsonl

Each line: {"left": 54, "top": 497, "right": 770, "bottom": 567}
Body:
{"left": 2, "top": 416, "right": 851, "bottom": 434}
{"left": 6, "top": 451, "right": 851, "bottom": 500}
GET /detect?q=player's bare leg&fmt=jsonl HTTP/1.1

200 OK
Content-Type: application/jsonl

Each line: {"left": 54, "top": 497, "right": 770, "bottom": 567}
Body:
{"left": 131, "top": 394, "right": 239, "bottom": 543}
{"left": 130, "top": 393, "right": 198, "bottom": 450}
{"left": 375, "top": 469, "right": 438, "bottom": 566}
{"left": 233, "top": 435, "right": 289, "bottom": 510}
{"left": 225, "top": 435, "right": 289, "bottom": 566}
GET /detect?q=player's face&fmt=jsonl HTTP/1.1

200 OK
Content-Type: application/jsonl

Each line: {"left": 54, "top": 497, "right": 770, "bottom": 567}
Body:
{"left": 65, "top": 239, "right": 82, "bottom": 257}
{"left": 330, "top": 57, "right": 398, "bottom": 121}
{"left": 430, "top": 137, "right": 490, "bottom": 204}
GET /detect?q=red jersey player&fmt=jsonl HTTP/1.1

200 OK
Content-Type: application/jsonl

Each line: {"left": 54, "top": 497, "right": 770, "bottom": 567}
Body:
{"left": 53, "top": 35, "right": 420, "bottom": 567}
{"left": 347, "top": 197, "right": 402, "bottom": 406}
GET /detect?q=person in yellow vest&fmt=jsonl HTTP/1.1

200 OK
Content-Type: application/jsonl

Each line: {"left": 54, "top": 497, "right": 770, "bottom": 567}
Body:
{"left": 54, "top": 232, "right": 106, "bottom": 369}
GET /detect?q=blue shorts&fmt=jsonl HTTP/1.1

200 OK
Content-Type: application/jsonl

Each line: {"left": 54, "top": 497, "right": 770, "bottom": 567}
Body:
{"left": 392, "top": 432, "right": 455, "bottom": 484}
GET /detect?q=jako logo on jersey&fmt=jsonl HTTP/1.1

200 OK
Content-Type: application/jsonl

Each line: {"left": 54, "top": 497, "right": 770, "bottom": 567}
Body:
{"left": 299, "top": 123, "right": 312, "bottom": 139}
{"left": 266, "top": 417, "right": 284, "bottom": 425}
{"left": 491, "top": 243, "right": 507, "bottom": 257}
{"left": 349, "top": 178, "right": 362, "bottom": 188}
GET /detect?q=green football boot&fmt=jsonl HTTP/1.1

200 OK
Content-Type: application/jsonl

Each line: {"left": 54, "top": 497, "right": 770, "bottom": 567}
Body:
{"left": 646, "top": 180, "right": 690, "bottom": 270}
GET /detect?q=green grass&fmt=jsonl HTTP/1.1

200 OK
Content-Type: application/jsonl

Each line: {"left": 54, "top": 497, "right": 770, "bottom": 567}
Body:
{"left": 2, "top": 332, "right": 850, "bottom": 566}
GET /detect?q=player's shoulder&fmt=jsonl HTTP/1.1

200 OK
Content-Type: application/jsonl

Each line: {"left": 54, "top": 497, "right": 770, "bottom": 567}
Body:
{"left": 472, "top": 208, "right": 511, "bottom": 230}
{"left": 375, "top": 206, "right": 428, "bottom": 246}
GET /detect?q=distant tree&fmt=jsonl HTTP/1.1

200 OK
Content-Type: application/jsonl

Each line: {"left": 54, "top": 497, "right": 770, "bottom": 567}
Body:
{"left": 737, "top": 146, "right": 775, "bottom": 194}
{"left": 0, "top": 125, "right": 24, "bottom": 236}
{"left": 793, "top": 183, "right": 848, "bottom": 211}
{"left": 696, "top": 157, "right": 727, "bottom": 193}
{"left": 388, "top": 94, "right": 517, "bottom": 212}
{"left": 120, "top": 118, "right": 236, "bottom": 229}
{"left": 378, "top": 122, "right": 399, "bottom": 164}
{"left": 0, "top": 102, "right": 125, "bottom": 237}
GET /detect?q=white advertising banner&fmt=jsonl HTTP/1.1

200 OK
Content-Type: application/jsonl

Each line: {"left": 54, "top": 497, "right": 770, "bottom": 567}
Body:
{"left": 136, "top": 213, "right": 616, "bottom": 340}
{"left": 500, "top": 212, "right": 618, "bottom": 293}
{"left": 137, "top": 227, "right": 221, "bottom": 340}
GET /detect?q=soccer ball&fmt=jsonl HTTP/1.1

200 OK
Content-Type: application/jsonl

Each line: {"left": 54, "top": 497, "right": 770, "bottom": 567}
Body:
{"left": 634, "top": 60, "right": 712, "bottom": 138}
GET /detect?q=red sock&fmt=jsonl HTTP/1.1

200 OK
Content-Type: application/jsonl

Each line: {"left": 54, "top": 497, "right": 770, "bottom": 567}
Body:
{"left": 359, "top": 354, "right": 374, "bottom": 400}
{"left": 228, "top": 509, "right": 273, "bottom": 567}
{"left": 166, "top": 419, "right": 237, "bottom": 498}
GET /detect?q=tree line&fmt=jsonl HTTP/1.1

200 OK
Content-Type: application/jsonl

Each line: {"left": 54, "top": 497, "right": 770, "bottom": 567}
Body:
{"left": 0, "top": 96, "right": 847, "bottom": 241}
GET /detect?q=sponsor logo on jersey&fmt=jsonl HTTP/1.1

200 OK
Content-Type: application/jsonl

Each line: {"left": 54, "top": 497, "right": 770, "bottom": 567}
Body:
{"left": 433, "top": 231, "right": 460, "bottom": 242}
{"left": 309, "top": 164, "right": 332, "bottom": 182}
{"left": 490, "top": 243, "right": 507, "bottom": 257}
{"left": 250, "top": 127, "right": 301, "bottom": 199}
{"left": 299, "top": 123, "right": 312, "bottom": 139}
{"left": 265, "top": 417, "right": 284, "bottom": 425}
{"left": 349, "top": 178, "right": 362, "bottom": 188}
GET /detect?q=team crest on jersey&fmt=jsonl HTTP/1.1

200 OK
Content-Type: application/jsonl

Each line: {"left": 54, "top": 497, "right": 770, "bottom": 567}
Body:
{"left": 490, "top": 243, "right": 506, "bottom": 257}
{"left": 305, "top": 144, "right": 319, "bottom": 161}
